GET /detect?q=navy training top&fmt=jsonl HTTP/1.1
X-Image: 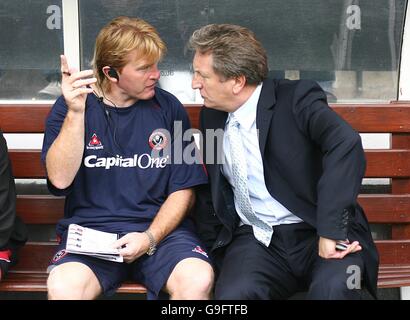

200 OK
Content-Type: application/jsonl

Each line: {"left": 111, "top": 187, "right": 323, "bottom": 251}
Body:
{"left": 41, "top": 88, "right": 208, "bottom": 236}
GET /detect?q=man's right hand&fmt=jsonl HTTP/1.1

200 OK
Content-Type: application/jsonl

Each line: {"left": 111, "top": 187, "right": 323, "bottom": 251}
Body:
{"left": 45, "top": 55, "right": 97, "bottom": 190}
{"left": 60, "top": 55, "right": 96, "bottom": 113}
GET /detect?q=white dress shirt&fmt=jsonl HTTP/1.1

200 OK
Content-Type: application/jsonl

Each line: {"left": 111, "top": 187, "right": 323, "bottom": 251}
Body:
{"left": 222, "top": 84, "right": 303, "bottom": 232}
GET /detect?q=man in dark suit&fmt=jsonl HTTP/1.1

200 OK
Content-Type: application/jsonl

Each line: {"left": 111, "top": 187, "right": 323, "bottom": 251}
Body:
{"left": 0, "top": 130, "right": 27, "bottom": 281}
{"left": 189, "top": 24, "right": 379, "bottom": 299}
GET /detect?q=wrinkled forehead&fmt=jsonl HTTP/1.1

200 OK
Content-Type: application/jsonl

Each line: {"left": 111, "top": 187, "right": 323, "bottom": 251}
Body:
{"left": 193, "top": 51, "right": 214, "bottom": 69}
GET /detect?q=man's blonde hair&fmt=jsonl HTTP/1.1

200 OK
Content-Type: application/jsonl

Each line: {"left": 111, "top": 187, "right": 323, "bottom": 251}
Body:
{"left": 92, "top": 16, "right": 166, "bottom": 92}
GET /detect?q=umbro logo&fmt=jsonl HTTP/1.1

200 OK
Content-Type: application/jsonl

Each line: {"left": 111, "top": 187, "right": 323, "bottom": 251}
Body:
{"left": 86, "top": 133, "right": 104, "bottom": 150}
{"left": 192, "top": 245, "right": 208, "bottom": 258}
{"left": 52, "top": 249, "right": 67, "bottom": 263}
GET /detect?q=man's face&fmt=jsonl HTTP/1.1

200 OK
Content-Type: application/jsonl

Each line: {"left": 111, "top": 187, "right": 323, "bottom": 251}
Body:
{"left": 117, "top": 50, "right": 160, "bottom": 101}
{"left": 191, "top": 52, "right": 235, "bottom": 111}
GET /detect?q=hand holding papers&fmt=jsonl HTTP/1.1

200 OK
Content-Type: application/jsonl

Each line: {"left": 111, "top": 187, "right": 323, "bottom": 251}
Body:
{"left": 66, "top": 224, "right": 123, "bottom": 262}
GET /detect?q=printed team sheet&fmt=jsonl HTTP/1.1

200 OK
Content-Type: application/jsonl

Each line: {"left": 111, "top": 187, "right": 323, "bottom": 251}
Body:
{"left": 66, "top": 224, "right": 123, "bottom": 262}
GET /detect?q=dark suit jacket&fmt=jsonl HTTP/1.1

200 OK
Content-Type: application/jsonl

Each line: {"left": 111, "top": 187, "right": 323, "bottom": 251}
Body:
{"left": 194, "top": 79, "right": 379, "bottom": 297}
{"left": 0, "top": 130, "right": 27, "bottom": 252}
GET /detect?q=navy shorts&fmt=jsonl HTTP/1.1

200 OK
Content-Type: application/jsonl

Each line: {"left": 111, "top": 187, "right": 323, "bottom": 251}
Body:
{"left": 48, "top": 225, "right": 212, "bottom": 299}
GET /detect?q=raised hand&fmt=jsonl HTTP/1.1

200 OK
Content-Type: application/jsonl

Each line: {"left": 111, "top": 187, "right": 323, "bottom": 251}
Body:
{"left": 60, "top": 55, "right": 96, "bottom": 113}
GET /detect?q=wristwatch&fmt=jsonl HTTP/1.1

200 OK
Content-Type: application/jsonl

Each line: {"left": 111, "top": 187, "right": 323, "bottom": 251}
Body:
{"left": 144, "top": 230, "right": 157, "bottom": 256}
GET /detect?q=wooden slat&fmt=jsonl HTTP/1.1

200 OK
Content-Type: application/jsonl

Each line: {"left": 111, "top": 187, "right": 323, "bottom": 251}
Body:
{"left": 2, "top": 104, "right": 410, "bottom": 134}
{"left": 8, "top": 150, "right": 45, "bottom": 178}
{"left": 16, "top": 193, "right": 410, "bottom": 232}
{"left": 392, "top": 133, "right": 410, "bottom": 149}
{"left": 3, "top": 242, "right": 410, "bottom": 292}
{"left": 0, "top": 274, "right": 148, "bottom": 293}
{"left": 392, "top": 179, "right": 410, "bottom": 194}
{"left": 7, "top": 242, "right": 410, "bottom": 271}
{"left": 0, "top": 105, "right": 51, "bottom": 133}
{"left": 365, "top": 150, "right": 410, "bottom": 177}
{"left": 392, "top": 134, "right": 410, "bottom": 193}
{"left": 184, "top": 105, "right": 201, "bottom": 129}
{"left": 374, "top": 242, "right": 410, "bottom": 288}
{"left": 375, "top": 240, "right": 410, "bottom": 265}
{"left": 379, "top": 265, "right": 410, "bottom": 272}
{"left": 332, "top": 105, "right": 410, "bottom": 133}
{"left": 0, "top": 243, "right": 147, "bottom": 293}
{"left": 10, "top": 242, "right": 56, "bottom": 273}
{"left": 0, "top": 105, "right": 201, "bottom": 132}
{"left": 392, "top": 225, "right": 410, "bottom": 240}
{"left": 16, "top": 195, "right": 64, "bottom": 224}
{"left": 117, "top": 281, "right": 148, "bottom": 294}
{"left": 358, "top": 194, "right": 410, "bottom": 223}
{"left": 0, "top": 273, "right": 49, "bottom": 292}
{"left": 8, "top": 150, "right": 410, "bottom": 179}
{"left": 378, "top": 272, "right": 410, "bottom": 279}
{"left": 15, "top": 193, "right": 410, "bottom": 226}
{"left": 378, "top": 277, "right": 410, "bottom": 289}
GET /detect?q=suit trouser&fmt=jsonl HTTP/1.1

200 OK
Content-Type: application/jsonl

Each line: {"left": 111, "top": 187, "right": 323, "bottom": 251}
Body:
{"left": 0, "top": 240, "right": 23, "bottom": 280}
{"left": 215, "top": 223, "right": 364, "bottom": 300}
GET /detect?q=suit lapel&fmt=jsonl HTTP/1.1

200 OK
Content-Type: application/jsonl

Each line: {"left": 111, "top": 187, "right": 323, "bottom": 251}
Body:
{"left": 256, "top": 79, "right": 277, "bottom": 155}
{"left": 211, "top": 110, "right": 228, "bottom": 131}
{"left": 211, "top": 110, "right": 228, "bottom": 189}
{"left": 201, "top": 107, "right": 228, "bottom": 195}
{"left": 203, "top": 109, "right": 240, "bottom": 227}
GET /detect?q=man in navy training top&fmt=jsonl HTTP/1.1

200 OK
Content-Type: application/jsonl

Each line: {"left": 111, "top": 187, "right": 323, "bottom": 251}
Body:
{"left": 42, "top": 16, "right": 213, "bottom": 300}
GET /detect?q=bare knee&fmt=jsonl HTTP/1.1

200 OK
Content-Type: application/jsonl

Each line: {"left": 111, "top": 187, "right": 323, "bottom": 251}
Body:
{"left": 167, "top": 258, "right": 214, "bottom": 300}
{"left": 47, "top": 262, "right": 101, "bottom": 300}
{"left": 47, "top": 266, "right": 80, "bottom": 300}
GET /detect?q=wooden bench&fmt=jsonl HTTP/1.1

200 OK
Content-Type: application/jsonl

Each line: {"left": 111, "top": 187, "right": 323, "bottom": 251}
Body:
{"left": 0, "top": 102, "right": 410, "bottom": 297}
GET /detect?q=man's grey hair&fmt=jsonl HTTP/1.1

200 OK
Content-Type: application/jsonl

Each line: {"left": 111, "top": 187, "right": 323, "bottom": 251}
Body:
{"left": 189, "top": 24, "right": 268, "bottom": 84}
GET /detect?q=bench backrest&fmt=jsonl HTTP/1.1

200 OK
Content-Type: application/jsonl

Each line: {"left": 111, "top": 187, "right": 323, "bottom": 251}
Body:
{"left": 1, "top": 103, "right": 410, "bottom": 267}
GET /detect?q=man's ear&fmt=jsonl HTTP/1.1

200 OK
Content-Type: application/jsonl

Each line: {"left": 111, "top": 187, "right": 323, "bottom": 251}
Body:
{"left": 102, "top": 66, "right": 119, "bottom": 82}
{"left": 232, "top": 75, "right": 246, "bottom": 95}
